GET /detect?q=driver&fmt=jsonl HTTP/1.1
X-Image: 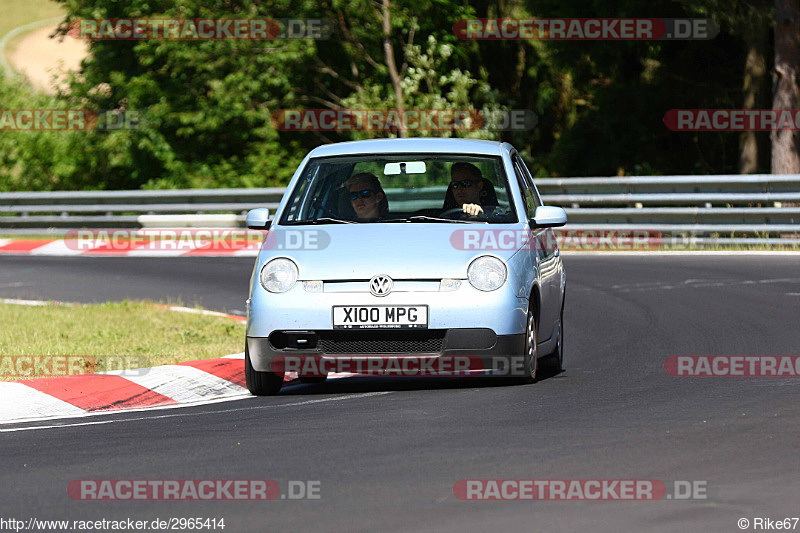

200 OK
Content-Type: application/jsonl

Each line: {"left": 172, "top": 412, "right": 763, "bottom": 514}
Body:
{"left": 448, "top": 162, "right": 496, "bottom": 216}
{"left": 345, "top": 173, "right": 389, "bottom": 220}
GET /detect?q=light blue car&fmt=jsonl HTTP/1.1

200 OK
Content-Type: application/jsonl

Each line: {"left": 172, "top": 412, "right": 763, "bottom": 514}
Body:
{"left": 244, "top": 138, "right": 567, "bottom": 395}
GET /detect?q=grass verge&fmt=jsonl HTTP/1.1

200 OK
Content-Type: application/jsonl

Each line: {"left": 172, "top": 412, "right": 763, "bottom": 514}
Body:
{"left": 0, "top": 300, "right": 246, "bottom": 381}
{"left": 0, "top": 0, "right": 63, "bottom": 43}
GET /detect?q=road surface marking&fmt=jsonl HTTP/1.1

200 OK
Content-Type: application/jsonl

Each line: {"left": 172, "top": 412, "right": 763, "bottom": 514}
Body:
{"left": 0, "top": 392, "right": 393, "bottom": 433}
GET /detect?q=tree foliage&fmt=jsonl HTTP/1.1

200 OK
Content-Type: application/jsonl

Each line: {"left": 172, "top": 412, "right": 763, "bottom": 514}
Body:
{"left": 0, "top": 0, "right": 778, "bottom": 191}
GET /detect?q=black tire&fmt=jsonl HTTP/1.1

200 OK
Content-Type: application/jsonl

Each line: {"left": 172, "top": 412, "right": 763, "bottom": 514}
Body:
{"left": 299, "top": 375, "right": 328, "bottom": 384}
{"left": 245, "top": 344, "right": 283, "bottom": 396}
{"left": 541, "top": 305, "right": 564, "bottom": 375}
{"left": 517, "top": 303, "right": 538, "bottom": 384}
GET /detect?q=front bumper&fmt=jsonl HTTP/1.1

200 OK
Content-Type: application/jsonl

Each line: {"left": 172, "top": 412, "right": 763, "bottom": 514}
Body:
{"left": 247, "top": 329, "right": 525, "bottom": 373}
{"left": 246, "top": 281, "right": 529, "bottom": 339}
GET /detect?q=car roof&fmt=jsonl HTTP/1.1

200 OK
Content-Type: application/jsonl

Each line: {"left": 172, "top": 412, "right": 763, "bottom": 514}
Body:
{"left": 307, "top": 138, "right": 507, "bottom": 158}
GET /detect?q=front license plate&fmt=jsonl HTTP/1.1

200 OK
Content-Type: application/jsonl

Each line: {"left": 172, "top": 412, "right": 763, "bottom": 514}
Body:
{"left": 332, "top": 305, "right": 428, "bottom": 329}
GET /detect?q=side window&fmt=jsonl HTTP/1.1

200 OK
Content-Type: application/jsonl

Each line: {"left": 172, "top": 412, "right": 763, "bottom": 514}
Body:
{"left": 512, "top": 155, "right": 536, "bottom": 219}
{"left": 518, "top": 157, "right": 542, "bottom": 208}
{"left": 511, "top": 157, "right": 529, "bottom": 217}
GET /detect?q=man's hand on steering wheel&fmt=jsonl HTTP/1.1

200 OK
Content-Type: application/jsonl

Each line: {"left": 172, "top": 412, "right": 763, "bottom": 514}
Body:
{"left": 462, "top": 203, "right": 484, "bottom": 216}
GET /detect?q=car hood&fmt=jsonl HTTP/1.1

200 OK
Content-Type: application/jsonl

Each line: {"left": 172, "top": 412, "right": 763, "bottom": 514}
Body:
{"left": 261, "top": 223, "right": 524, "bottom": 280}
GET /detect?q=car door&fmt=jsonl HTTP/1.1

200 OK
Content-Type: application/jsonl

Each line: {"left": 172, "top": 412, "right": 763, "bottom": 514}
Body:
{"left": 510, "top": 153, "right": 546, "bottom": 337}
{"left": 512, "top": 153, "right": 560, "bottom": 343}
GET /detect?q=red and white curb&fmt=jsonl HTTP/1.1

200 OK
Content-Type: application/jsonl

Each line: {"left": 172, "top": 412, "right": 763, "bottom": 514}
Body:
{"left": 157, "top": 305, "right": 247, "bottom": 322}
{"left": 0, "top": 353, "right": 358, "bottom": 425}
{"left": 0, "top": 239, "right": 259, "bottom": 257}
{"left": 0, "top": 354, "right": 248, "bottom": 424}
{"left": 0, "top": 298, "right": 342, "bottom": 424}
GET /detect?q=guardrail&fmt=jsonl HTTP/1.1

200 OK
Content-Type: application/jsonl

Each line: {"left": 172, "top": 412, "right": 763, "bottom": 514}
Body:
{"left": 0, "top": 189, "right": 284, "bottom": 230}
{"left": 534, "top": 174, "right": 800, "bottom": 194}
{"left": 1, "top": 176, "right": 798, "bottom": 242}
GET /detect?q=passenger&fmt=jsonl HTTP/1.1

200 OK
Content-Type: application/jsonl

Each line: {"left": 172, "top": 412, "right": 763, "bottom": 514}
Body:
{"left": 346, "top": 172, "right": 389, "bottom": 220}
{"left": 445, "top": 162, "right": 498, "bottom": 216}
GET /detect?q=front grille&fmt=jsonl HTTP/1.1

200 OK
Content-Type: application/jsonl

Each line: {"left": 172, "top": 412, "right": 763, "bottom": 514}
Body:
{"left": 322, "top": 280, "right": 442, "bottom": 293}
{"left": 317, "top": 330, "right": 446, "bottom": 354}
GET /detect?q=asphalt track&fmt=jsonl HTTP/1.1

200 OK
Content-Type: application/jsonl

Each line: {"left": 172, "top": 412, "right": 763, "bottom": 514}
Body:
{"left": 1, "top": 254, "right": 799, "bottom": 532}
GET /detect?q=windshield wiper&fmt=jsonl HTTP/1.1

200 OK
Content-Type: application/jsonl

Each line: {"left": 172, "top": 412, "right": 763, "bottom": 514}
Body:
{"left": 381, "top": 216, "right": 475, "bottom": 224}
{"left": 405, "top": 215, "right": 478, "bottom": 224}
{"left": 285, "top": 217, "right": 355, "bottom": 225}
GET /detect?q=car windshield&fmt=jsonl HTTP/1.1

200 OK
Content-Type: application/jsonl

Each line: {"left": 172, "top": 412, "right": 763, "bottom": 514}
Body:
{"left": 279, "top": 154, "right": 517, "bottom": 225}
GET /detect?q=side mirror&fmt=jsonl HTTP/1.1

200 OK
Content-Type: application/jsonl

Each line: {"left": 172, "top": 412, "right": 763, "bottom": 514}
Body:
{"left": 530, "top": 206, "right": 567, "bottom": 228}
{"left": 246, "top": 208, "right": 271, "bottom": 230}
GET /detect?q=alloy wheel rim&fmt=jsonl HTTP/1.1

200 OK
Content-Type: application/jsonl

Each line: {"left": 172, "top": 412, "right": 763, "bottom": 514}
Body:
{"left": 527, "top": 311, "right": 537, "bottom": 378}
{"left": 556, "top": 319, "right": 563, "bottom": 365}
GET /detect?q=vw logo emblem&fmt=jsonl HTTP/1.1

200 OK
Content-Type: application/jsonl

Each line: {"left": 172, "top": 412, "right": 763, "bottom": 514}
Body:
{"left": 369, "top": 275, "right": 393, "bottom": 297}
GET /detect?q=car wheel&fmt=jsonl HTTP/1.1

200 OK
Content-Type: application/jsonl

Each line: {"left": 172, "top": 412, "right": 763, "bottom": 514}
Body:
{"left": 245, "top": 344, "right": 284, "bottom": 396}
{"left": 518, "top": 304, "right": 538, "bottom": 384}
{"left": 299, "top": 376, "right": 328, "bottom": 384}
{"left": 541, "top": 305, "right": 564, "bottom": 375}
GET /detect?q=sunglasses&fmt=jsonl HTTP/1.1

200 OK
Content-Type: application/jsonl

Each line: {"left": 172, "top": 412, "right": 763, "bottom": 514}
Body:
{"left": 450, "top": 179, "right": 476, "bottom": 189}
{"left": 349, "top": 189, "right": 375, "bottom": 201}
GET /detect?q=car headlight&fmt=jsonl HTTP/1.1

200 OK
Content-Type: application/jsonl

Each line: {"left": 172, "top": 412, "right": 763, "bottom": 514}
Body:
{"left": 260, "top": 258, "right": 298, "bottom": 293}
{"left": 467, "top": 256, "right": 507, "bottom": 291}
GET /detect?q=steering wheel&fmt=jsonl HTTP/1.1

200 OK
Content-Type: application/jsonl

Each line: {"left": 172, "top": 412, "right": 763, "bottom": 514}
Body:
{"left": 440, "top": 207, "right": 485, "bottom": 219}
